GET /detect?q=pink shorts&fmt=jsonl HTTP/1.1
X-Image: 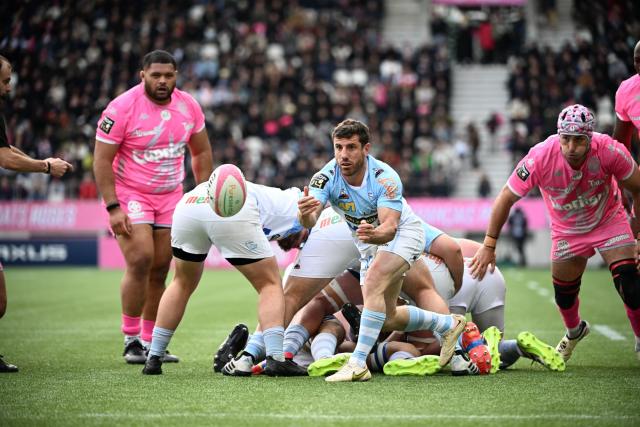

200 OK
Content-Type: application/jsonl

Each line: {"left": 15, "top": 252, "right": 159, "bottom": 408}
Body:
{"left": 551, "top": 209, "right": 635, "bottom": 261}
{"left": 113, "top": 185, "right": 183, "bottom": 228}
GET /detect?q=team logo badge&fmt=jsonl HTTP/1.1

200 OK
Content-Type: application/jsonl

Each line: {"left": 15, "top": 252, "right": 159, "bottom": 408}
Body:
{"left": 338, "top": 189, "right": 349, "bottom": 199}
{"left": 516, "top": 163, "right": 530, "bottom": 181}
{"left": 126, "top": 200, "right": 144, "bottom": 219}
{"left": 99, "top": 116, "right": 115, "bottom": 134}
{"left": 161, "top": 110, "right": 171, "bottom": 121}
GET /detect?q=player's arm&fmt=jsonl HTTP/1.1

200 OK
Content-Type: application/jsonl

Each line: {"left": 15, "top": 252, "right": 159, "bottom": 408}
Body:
{"left": 93, "top": 140, "right": 131, "bottom": 236}
{"left": 612, "top": 117, "right": 635, "bottom": 152}
{"left": 469, "top": 185, "right": 520, "bottom": 279}
{"left": 298, "top": 186, "right": 323, "bottom": 228}
{"left": 187, "top": 128, "right": 213, "bottom": 184}
{"left": 429, "top": 234, "right": 464, "bottom": 293}
{"left": 0, "top": 146, "right": 72, "bottom": 177}
{"left": 357, "top": 206, "right": 400, "bottom": 245}
{"left": 620, "top": 166, "right": 640, "bottom": 237}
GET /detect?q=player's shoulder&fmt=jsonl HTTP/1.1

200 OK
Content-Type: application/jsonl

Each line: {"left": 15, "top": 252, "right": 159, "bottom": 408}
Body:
{"left": 310, "top": 160, "right": 338, "bottom": 189}
{"left": 527, "top": 135, "right": 558, "bottom": 159}
{"left": 367, "top": 156, "right": 401, "bottom": 181}
{"left": 617, "top": 74, "right": 640, "bottom": 96}
{"left": 172, "top": 87, "right": 199, "bottom": 105}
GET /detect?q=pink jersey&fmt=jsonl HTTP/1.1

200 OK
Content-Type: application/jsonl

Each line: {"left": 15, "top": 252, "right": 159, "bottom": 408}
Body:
{"left": 615, "top": 74, "right": 640, "bottom": 140}
{"left": 95, "top": 83, "right": 205, "bottom": 194}
{"left": 507, "top": 133, "right": 636, "bottom": 235}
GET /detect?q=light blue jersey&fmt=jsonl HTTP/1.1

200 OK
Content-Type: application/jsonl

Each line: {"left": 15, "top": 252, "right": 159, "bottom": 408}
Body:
{"left": 423, "top": 222, "right": 444, "bottom": 252}
{"left": 308, "top": 156, "right": 404, "bottom": 232}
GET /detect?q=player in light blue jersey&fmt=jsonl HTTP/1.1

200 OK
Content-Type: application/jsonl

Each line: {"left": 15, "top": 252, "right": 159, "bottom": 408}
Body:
{"left": 298, "top": 119, "right": 466, "bottom": 382}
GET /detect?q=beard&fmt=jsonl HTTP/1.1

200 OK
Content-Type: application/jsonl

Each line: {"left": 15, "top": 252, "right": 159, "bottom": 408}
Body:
{"left": 144, "top": 81, "right": 174, "bottom": 103}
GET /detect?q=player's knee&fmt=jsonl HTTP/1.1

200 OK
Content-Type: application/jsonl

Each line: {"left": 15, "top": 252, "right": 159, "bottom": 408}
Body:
{"left": 610, "top": 259, "right": 640, "bottom": 310}
{"left": 126, "top": 252, "right": 154, "bottom": 276}
{"left": 552, "top": 276, "right": 581, "bottom": 309}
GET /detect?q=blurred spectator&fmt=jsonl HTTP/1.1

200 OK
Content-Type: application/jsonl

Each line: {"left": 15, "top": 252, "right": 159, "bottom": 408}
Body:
{"left": 477, "top": 172, "right": 492, "bottom": 198}
{"left": 466, "top": 122, "right": 480, "bottom": 169}
{"left": 0, "top": 0, "right": 457, "bottom": 198}
{"left": 485, "top": 111, "right": 503, "bottom": 152}
{"left": 508, "top": 206, "right": 529, "bottom": 266}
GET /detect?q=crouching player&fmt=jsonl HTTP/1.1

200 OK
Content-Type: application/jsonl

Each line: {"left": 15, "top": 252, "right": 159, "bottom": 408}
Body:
{"left": 142, "top": 175, "right": 309, "bottom": 376}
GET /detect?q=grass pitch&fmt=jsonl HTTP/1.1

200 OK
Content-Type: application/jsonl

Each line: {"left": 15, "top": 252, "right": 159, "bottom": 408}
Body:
{"left": 0, "top": 267, "right": 638, "bottom": 426}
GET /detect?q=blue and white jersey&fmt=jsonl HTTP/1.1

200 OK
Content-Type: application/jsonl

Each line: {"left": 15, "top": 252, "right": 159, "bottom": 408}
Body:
{"left": 248, "top": 182, "right": 304, "bottom": 241}
{"left": 423, "top": 222, "right": 444, "bottom": 253}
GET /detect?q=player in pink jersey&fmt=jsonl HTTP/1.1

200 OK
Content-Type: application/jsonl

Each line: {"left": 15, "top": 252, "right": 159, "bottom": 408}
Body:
{"left": 470, "top": 104, "right": 640, "bottom": 362}
{"left": 93, "top": 50, "right": 213, "bottom": 364}
{"left": 613, "top": 40, "right": 640, "bottom": 152}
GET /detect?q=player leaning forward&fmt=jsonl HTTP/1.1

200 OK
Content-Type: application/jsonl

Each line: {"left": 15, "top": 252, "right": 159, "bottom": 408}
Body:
{"left": 298, "top": 119, "right": 466, "bottom": 382}
{"left": 470, "top": 104, "right": 640, "bottom": 362}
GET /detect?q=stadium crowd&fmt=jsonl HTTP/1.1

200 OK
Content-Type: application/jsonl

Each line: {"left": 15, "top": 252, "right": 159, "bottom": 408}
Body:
{"left": 0, "top": 0, "right": 457, "bottom": 200}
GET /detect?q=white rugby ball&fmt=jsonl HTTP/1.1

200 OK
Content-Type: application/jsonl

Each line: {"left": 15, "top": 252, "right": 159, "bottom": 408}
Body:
{"left": 207, "top": 164, "right": 247, "bottom": 217}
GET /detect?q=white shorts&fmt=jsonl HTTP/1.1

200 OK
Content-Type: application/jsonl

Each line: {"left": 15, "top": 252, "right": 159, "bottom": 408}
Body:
{"left": 288, "top": 207, "right": 359, "bottom": 278}
{"left": 171, "top": 194, "right": 273, "bottom": 259}
{"left": 449, "top": 259, "right": 506, "bottom": 315}
{"left": 421, "top": 254, "right": 456, "bottom": 302}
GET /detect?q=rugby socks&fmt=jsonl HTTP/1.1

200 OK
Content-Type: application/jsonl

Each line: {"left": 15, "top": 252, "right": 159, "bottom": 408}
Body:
{"left": 389, "top": 351, "right": 413, "bottom": 361}
{"left": 351, "top": 309, "right": 386, "bottom": 368}
{"left": 263, "top": 326, "right": 285, "bottom": 361}
{"left": 283, "top": 324, "right": 310, "bottom": 357}
{"left": 566, "top": 314, "right": 585, "bottom": 338}
{"left": 141, "top": 319, "right": 155, "bottom": 345}
{"left": 499, "top": 339, "right": 522, "bottom": 369}
{"left": 624, "top": 306, "right": 640, "bottom": 337}
{"left": 149, "top": 327, "right": 174, "bottom": 357}
{"left": 121, "top": 314, "right": 141, "bottom": 337}
{"left": 310, "top": 332, "right": 338, "bottom": 360}
{"left": 244, "top": 331, "right": 266, "bottom": 362}
{"left": 404, "top": 305, "right": 454, "bottom": 335}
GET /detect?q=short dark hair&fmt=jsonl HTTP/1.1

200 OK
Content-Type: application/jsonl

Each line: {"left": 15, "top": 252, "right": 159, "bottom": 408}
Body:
{"left": 331, "top": 119, "right": 370, "bottom": 146}
{"left": 142, "top": 50, "right": 177, "bottom": 70}
{"left": 0, "top": 55, "right": 10, "bottom": 73}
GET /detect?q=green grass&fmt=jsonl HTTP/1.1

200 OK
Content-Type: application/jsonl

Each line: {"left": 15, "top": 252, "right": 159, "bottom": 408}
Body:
{"left": 0, "top": 267, "right": 638, "bottom": 426}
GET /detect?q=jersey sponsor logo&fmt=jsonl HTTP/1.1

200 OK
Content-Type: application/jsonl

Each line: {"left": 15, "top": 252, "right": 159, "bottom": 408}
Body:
{"left": 132, "top": 142, "right": 186, "bottom": 165}
{"left": 516, "top": 163, "right": 530, "bottom": 181}
{"left": 550, "top": 190, "right": 605, "bottom": 211}
{"left": 318, "top": 214, "right": 343, "bottom": 228}
{"left": 100, "top": 116, "right": 115, "bottom": 134}
{"left": 338, "top": 201, "right": 356, "bottom": 212}
{"left": 310, "top": 173, "right": 329, "bottom": 189}
{"left": 344, "top": 212, "right": 378, "bottom": 227}
{"left": 377, "top": 177, "right": 398, "bottom": 199}
{"left": 185, "top": 196, "right": 209, "bottom": 204}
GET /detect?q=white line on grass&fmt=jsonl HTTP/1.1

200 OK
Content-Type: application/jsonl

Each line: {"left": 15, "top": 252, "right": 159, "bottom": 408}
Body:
{"left": 593, "top": 324, "right": 627, "bottom": 341}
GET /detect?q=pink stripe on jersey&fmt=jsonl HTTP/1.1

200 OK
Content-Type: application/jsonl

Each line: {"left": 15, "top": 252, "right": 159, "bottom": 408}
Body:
{"left": 507, "top": 133, "right": 636, "bottom": 235}
{"left": 95, "top": 83, "right": 205, "bottom": 194}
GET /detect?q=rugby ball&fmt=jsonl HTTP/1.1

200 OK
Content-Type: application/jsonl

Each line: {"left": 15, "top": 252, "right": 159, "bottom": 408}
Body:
{"left": 207, "top": 164, "right": 247, "bottom": 217}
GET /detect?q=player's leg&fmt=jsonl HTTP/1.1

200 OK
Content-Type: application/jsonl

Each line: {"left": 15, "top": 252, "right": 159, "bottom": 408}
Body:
{"left": 401, "top": 259, "right": 450, "bottom": 314}
{"left": 117, "top": 224, "right": 155, "bottom": 364}
{"left": 551, "top": 256, "right": 590, "bottom": 361}
{"left": 234, "top": 257, "right": 307, "bottom": 376}
{"left": 600, "top": 244, "right": 640, "bottom": 359}
{"left": 308, "top": 318, "right": 349, "bottom": 376}
{"left": 0, "top": 268, "right": 18, "bottom": 373}
{"left": 141, "top": 227, "right": 178, "bottom": 361}
{"left": 142, "top": 258, "right": 204, "bottom": 375}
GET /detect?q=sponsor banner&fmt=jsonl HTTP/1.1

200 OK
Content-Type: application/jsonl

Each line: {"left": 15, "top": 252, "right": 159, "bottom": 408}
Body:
{"left": 407, "top": 198, "right": 548, "bottom": 231}
{"left": 0, "top": 239, "right": 97, "bottom": 266}
{"left": 99, "top": 236, "right": 298, "bottom": 270}
{"left": 0, "top": 201, "right": 108, "bottom": 232}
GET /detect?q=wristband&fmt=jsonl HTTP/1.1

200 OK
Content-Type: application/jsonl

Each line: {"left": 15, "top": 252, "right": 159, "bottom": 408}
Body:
{"left": 483, "top": 235, "right": 497, "bottom": 247}
{"left": 106, "top": 202, "right": 121, "bottom": 212}
{"left": 484, "top": 244, "right": 496, "bottom": 250}
{"left": 485, "top": 233, "right": 498, "bottom": 239}
{"left": 45, "top": 161, "right": 51, "bottom": 174}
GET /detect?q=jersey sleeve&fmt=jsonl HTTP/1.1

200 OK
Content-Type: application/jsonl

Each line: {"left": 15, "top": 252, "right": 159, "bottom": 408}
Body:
{"left": 601, "top": 136, "right": 636, "bottom": 181}
{"left": 375, "top": 168, "right": 403, "bottom": 212}
{"left": 506, "top": 151, "right": 538, "bottom": 197}
{"left": 186, "top": 93, "right": 206, "bottom": 135}
{"left": 308, "top": 162, "right": 334, "bottom": 206}
{"left": 95, "top": 101, "right": 128, "bottom": 145}
{"left": 614, "top": 84, "right": 630, "bottom": 122}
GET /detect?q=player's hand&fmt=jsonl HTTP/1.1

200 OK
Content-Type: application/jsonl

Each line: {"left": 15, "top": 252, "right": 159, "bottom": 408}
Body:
{"left": 46, "top": 158, "right": 74, "bottom": 177}
{"left": 109, "top": 208, "right": 132, "bottom": 237}
{"left": 468, "top": 245, "right": 496, "bottom": 280}
{"left": 356, "top": 219, "right": 375, "bottom": 243}
{"left": 297, "top": 186, "right": 321, "bottom": 217}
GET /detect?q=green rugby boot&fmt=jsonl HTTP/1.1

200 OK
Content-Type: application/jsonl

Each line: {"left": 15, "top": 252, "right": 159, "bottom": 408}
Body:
{"left": 307, "top": 353, "right": 351, "bottom": 377}
{"left": 383, "top": 355, "right": 441, "bottom": 376}
{"left": 518, "top": 331, "right": 566, "bottom": 372}
{"left": 482, "top": 326, "right": 502, "bottom": 374}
